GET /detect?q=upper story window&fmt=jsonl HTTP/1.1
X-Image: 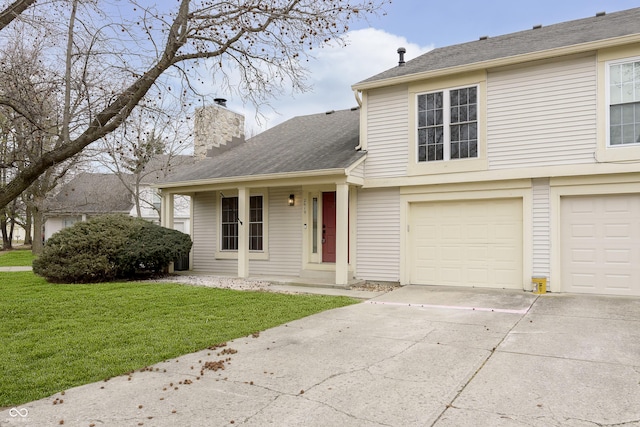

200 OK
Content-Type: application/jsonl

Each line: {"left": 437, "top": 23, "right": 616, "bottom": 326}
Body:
{"left": 417, "top": 86, "right": 478, "bottom": 162}
{"left": 609, "top": 59, "right": 640, "bottom": 146}
{"left": 221, "top": 195, "right": 263, "bottom": 251}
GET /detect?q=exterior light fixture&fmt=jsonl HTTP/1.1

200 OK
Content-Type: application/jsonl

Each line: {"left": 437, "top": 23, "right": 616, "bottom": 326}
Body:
{"left": 288, "top": 194, "right": 295, "bottom": 206}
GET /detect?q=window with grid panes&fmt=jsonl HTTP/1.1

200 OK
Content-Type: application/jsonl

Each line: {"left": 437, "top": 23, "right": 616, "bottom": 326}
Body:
{"left": 221, "top": 196, "right": 263, "bottom": 251}
{"left": 609, "top": 59, "right": 640, "bottom": 146}
{"left": 417, "top": 86, "right": 478, "bottom": 162}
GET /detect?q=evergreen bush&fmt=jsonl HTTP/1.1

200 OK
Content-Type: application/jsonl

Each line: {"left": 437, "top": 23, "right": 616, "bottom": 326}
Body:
{"left": 33, "top": 214, "right": 192, "bottom": 283}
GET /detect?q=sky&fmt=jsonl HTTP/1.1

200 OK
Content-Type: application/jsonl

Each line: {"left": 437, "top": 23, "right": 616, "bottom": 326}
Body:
{"left": 225, "top": 0, "right": 640, "bottom": 135}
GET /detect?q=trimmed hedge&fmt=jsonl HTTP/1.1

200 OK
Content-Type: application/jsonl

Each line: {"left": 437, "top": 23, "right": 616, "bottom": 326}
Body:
{"left": 33, "top": 214, "right": 192, "bottom": 283}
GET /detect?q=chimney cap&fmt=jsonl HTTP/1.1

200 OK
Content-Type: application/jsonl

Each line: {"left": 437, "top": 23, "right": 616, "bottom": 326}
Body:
{"left": 214, "top": 98, "right": 227, "bottom": 107}
{"left": 595, "top": 11, "right": 606, "bottom": 17}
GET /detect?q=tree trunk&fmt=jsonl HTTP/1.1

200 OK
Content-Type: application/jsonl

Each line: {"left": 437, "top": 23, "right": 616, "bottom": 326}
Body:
{"left": 0, "top": 213, "right": 10, "bottom": 249}
{"left": 23, "top": 205, "right": 32, "bottom": 245}
{"left": 135, "top": 184, "right": 142, "bottom": 218}
{"left": 8, "top": 217, "right": 14, "bottom": 246}
{"left": 31, "top": 206, "right": 43, "bottom": 254}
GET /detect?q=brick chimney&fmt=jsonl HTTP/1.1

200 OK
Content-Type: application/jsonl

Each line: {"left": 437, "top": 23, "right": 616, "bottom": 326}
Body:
{"left": 194, "top": 100, "right": 245, "bottom": 158}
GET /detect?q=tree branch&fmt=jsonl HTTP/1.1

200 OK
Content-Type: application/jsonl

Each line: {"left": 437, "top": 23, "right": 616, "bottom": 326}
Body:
{"left": 0, "top": 0, "right": 36, "bottom": 31}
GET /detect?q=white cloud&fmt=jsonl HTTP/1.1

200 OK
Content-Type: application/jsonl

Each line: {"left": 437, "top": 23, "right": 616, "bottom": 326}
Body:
{"left": 234, "top": 28, "right": 432, "bottom": 136}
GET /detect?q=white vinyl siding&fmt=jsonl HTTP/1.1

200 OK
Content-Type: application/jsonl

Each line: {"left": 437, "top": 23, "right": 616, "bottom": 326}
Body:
{"left": 192, "top": 192, "right": 236, "bottom": 274}
{"left": 532, "top": 178, "right": 551, "bottom": 284}
{"left": 487, "top": 55, "right": 597, "bottom": 169}
{"left": 356, "top": 188, "right": 400, "bottom": 282}
{"left": 250, "top": 188, "right": 302, "bottom": 276}
{"left": 365, "top": 86, "right": 409, "bottom": 178}
{"left": 350, "top": 162, "right": 365, "bottom": 180}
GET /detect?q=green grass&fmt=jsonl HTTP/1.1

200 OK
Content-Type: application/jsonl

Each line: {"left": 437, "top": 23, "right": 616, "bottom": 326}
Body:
{"left": 0, "top": 249, "right": 34, "bottom": 267}
{"left": 0, "top": 272, "right": 358, "bottom": 406}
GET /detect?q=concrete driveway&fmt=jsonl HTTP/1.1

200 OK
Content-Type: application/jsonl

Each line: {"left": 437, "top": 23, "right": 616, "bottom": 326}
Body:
{"left": 2, "top": 286, "right": 640, "bottom": 426}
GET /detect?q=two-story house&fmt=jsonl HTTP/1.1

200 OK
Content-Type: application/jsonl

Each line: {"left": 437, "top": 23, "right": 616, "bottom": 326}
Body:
{"left": 158, "top": 8, "right": 640, "bottom": 296}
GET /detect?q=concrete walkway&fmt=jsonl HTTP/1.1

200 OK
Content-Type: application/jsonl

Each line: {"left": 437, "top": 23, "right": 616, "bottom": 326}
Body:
{"left": 0, "top": 266, "right": 32, "bottom": 272}
{"left": 1, "top": 286, "right": 639, "bottom": 426}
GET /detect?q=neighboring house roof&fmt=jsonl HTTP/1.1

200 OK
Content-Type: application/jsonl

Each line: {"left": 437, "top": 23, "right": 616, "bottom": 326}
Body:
{"left": 356, "top": 7, "right": 640, "bottom": 86}
{"left": 137, "top": 154, "right": 198, "bottom": 185}
{"left": 163, "top": 108, "right": 363, "bottom": 184}
{"left": 46, "top": 173, "right": 133, "bottom": 215}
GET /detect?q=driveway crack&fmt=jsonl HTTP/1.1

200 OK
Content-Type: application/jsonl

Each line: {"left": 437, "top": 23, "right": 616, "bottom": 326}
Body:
{"left": 429, "top": 295, "right": 540, "bottom": 426}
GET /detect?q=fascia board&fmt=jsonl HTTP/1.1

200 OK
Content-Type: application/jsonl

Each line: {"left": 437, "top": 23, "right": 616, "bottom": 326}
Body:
{"left": 154, "top": 168, "right": 349, "bottom": 191}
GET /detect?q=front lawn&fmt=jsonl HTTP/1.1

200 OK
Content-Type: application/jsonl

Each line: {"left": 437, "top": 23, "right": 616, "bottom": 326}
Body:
{"left": 0, "top": 249, "right": 34, "bottom": 267}
{"left": 0, "top": 272, "right": 358, "bottom": 406}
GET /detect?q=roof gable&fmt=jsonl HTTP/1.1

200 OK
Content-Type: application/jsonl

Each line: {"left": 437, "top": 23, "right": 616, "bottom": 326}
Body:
{"left": 164, "top": 107, "right": 363, "bottom": 184}
{"left": 357, "top": 7, "right": 640, "bottom": 86}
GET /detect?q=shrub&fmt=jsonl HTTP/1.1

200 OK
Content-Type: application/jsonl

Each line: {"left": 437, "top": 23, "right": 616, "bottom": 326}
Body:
{"left": 33, "top": 214, "right": 192, "bottom": 283}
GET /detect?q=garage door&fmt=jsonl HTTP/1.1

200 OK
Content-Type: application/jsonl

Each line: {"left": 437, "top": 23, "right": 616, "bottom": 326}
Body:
{"left": 410, "top": 199, "right": 523, "bottom": 289}
{"left": 561, "top": 194, "right": 640, "bottom": 296}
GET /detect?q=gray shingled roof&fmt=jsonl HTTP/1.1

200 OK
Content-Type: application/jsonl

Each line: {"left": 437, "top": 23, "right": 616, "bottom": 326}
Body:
{"left": 46, "top": 173, "right": 133, "bottom": 215}
{"left": 358, "top": 7, "right": 640, "bottom": 85}
{"left": 164, "top": 108, "right": 363, "bottom": 184}
{"left": 138, "top": 154, "right": 199, "bottom": 184}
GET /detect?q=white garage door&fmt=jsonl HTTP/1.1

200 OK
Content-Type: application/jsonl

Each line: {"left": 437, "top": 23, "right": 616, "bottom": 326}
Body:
{"left": 410, "top": 199, "right": 523, "bottom": 289}
{"left": 561, "top": 194, "right": 640, "bottom": 296}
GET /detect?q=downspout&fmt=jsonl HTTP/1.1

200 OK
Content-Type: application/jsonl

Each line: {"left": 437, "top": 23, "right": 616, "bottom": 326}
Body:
{"left": 354, "top": 90, "right": 363, "bottom": 150}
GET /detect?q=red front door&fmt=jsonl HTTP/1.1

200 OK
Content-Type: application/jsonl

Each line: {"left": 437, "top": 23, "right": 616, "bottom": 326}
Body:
{"left": 322, "top": 192, "right": 336, "bottom": 263}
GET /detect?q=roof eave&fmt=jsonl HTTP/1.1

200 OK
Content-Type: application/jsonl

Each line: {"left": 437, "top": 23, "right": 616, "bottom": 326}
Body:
{"left": 44, "top": 209, "right": 131, "bottom": 217}
{"left": 154, "top": 167, "right": 354, "bottom": 190}
{"left": 352, "top": 33, "right": 640, "bottom": 91}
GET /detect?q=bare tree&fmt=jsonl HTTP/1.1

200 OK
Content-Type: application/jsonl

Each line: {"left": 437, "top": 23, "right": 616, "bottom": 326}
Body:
{"left": 94, "top": 102, "right": 193, "bottom": 220}
{"left": 0, "top": 23, "right": 83, "bottom": 252}
{"left": 0, "top": 0, "right": 387, "bottom": 210}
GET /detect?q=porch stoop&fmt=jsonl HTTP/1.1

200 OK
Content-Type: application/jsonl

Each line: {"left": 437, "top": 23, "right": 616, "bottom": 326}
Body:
{"left": 267, "top": 277, "right": 366, "bottom": 290}
{"left": 176, "top": 270, "right": 364, "bottom": 290}
{"left": 295, "top": 268, "right": 363, "bottom": 289}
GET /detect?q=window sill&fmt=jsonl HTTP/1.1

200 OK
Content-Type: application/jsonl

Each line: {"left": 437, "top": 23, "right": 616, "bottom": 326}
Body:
{"left": 597, "top": 144, "right": 640, "bottom": 163}
{"left": 408, "top": 156, "right": 488, "bottom": 176}
{"left": 215, "top": 251, "right": 269, "bottom": 261}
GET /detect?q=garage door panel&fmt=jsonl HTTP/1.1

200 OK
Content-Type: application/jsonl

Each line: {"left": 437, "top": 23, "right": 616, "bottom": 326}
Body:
{"left": 495, "top": 269, "right": 518, "bottom": 286}
{"left": 410, "top": 199, "right": 523, "bottom": 289}
{"left": 467, "top": 225, "right": 488, "bottom": 240}
{"left": 467, "top": 245, "right": 489, "bottom": 260}
{"left": 571, "top": 224, "right": 595, "bottom": 237}
{"left": 571, "top": 248, "right": 595, "bottom": 263}
{"left": 604, "top": 197, "right": 632, "bottom": 212}
{"left": 569, "top": 273, "right": 596, "bottom": 289}
{"left": 441, "top": 268, "right": 463, "bottom": 283}
{"left": 607, "top": 274, "right": 633, "bottom": 289}
{"left": 605, "top": 223, "right": 630, "bottom": 237}
{"left": 561, "top": 194, "right": 640, "bottom": 296}
{"left": 442, "top": 224, "right": 462, "bottom": 238}
{"left": 605, "top": 249, "right": 630, "bottom": 263}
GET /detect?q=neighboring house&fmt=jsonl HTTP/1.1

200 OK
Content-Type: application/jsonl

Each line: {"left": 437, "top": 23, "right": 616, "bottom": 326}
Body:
{"left": 158, "top": 8, "right": 640, "bottom": 296}
{"left": 44, "top": 172, "right": 191, "bottom": 240}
